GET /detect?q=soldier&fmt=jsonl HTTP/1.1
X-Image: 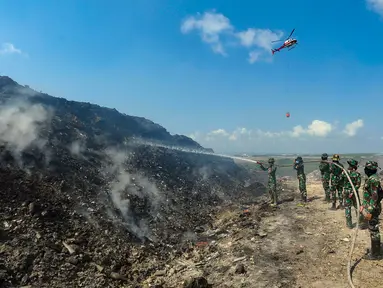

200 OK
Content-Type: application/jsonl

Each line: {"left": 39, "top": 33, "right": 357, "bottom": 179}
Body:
{"left": 258, "top": 158, "right": 278, "bottom": 206}
{"left": 360, "top": 161, "right": 382, "bottom": 260}
{"left": 319, "top": 153, "right": 330, "bottom": 202}
{"left": 341, "top": 159, "right": 363, "bottom": 229}
{"left": 329, "top": 154, "right": 344, "bottom": 210}
{"left": 293, "top": 156, "right": 307, "bottom": 202}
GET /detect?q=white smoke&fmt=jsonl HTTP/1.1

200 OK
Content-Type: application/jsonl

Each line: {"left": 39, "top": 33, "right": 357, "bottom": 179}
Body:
{"left": 0, "top": 99, "right": 52, "bottom": 153}
{"left": 69, "top": 140, "right": 86, "bottom": 157}
{"left": 103, "top": 148, "right": 163, "bottom": 239}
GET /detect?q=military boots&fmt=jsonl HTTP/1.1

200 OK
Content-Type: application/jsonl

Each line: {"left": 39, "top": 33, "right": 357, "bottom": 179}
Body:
{"left": 363, "top": 239, "right": 382, "bottom": 260}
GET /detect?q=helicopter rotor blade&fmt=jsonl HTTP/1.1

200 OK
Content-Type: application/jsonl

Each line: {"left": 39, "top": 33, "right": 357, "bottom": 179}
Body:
{"left": 271, "top": 40, "right": 283, "bottom": 43}
{"left": 286, "top": 28, "right": 295, "bottom": 39}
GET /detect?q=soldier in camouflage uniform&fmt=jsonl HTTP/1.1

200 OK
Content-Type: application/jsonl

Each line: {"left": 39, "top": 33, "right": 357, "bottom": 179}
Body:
{"left": 360, "top": 161, "right": 382, "bottom": 260}
{"left": 258, "top": 158, "right": 278, "bottom": 206}
{"left": 341, "top": 159, "right": 363, "bottom": 229}
{"left": 319, "top": 153, "right": 330, "bottom": 202}
{"left": 293, "top": 156, "right": 307, "bottom": 202}
{"left": 329, "top": 154, "right": 344, "bottom": 210}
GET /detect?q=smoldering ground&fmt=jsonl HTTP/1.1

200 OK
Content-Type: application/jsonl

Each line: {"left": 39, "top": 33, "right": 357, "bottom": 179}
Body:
{"left": 68, "top": 141, "right": 257, "bottom": 242}
{"left": 0, "top": 88, "right": 258, "bottom": 243}
{"left": 0, "top": 95, "right": 157, "bottom": 240}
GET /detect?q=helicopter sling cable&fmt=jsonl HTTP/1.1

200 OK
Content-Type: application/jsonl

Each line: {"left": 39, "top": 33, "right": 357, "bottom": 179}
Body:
{"left": 270, "top": 28, "right": 298, "bottom": 119}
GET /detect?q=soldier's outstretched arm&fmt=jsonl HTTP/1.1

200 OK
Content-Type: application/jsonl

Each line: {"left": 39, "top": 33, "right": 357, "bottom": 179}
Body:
{"left": 258, "top": 164, "right": 267, "bottom": 171}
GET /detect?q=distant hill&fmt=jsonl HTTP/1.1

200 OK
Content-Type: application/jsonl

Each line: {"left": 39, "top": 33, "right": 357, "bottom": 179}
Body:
{"left": 0, "top": 76, "right": 211, "bottom": 151}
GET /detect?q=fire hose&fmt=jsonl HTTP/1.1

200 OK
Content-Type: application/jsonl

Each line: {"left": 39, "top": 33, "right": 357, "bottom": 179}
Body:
{"left": 257, "top": 159, "right": 361, "bottom": 288}
{"left": 328, "top": 161, "right": 360, "bottom": 288}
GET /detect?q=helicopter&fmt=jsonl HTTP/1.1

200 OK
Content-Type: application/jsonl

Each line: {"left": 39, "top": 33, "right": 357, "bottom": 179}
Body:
{"left": 271, "top": 28, "right": 298, "bottom": 55}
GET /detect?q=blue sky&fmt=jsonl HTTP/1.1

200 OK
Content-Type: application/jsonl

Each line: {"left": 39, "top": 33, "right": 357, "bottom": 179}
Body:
{"left": 0, "top": 0, "right": 383, "bottom": 154}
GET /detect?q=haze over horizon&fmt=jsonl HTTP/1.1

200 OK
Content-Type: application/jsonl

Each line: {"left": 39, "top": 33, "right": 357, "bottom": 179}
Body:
{"left": 1, "top": 0, "right": 383, "bottom": 154}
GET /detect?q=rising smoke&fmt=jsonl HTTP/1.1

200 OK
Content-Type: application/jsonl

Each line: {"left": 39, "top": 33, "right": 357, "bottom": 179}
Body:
{"left": 102, "top": 148, "right": 164, "bottom": 239}
{"left": 0, "top": 99, "right": 52, "bottom": 152}
{"left": 69, "top": 140, "right": 86, "bottom": 157}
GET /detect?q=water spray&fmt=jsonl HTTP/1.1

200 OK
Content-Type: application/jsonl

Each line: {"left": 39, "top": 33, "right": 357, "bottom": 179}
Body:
{"left": 138, "top": 141, "right": 264, "bottom": 165}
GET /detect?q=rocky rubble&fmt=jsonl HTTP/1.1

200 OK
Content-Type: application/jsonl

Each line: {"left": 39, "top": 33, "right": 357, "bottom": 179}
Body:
{"left": 148, "top": 183, "right": 299, "bottom": 288}
{"left": 0, "top": 76, "right": 266, "bottom": 287}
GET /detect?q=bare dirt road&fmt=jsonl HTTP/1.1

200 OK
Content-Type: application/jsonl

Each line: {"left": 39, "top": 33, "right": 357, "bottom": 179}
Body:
{"left": 147, "top": 180, "right": 383, "bottom": 287}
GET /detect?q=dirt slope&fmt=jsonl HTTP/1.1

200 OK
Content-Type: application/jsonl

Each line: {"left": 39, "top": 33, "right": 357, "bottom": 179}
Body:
{"left": 146, "top": 180, "right": 383, "bottom": 288}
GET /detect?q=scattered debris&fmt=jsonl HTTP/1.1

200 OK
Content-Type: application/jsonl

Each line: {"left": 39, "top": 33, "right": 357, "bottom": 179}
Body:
{"left": 62, "top": 241, "right": 76, "bottom": 255}
{"left": 233, "top": 256, "right": 246, "bottom": 263}
{"left": 183, "top": 276, "right": 211, "bottom": 288}
{"left": 235, "top": 263, "right": 246, "bottom": 274}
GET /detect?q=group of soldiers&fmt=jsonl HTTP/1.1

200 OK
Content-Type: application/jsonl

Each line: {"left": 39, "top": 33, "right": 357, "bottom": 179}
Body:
{"left": 256, "top": 154, "right": 382, "bottom": 260}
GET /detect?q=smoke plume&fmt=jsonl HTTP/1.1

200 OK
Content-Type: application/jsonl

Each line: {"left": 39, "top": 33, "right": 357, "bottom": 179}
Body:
{"left": 0, "top": 99, "right": 52, "bottom": 153}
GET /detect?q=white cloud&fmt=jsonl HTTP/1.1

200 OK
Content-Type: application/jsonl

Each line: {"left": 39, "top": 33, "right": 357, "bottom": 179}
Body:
{"left": 236, "top": 28, "right": 283, "bottom": 62}
{"left": 236, "top": 29, "right": 282, "bottom": 50}
{"left": 205, "top": 128, "right": 230, "bottom": 140}
{"left": 230, "top": 127, "right": 251, "bottom": 140}
{"left": 343, "top": 119, "right": 364, "bottom": 136}
{"left": 194, "top": 120, "right": 334, "bottom": 143}
{"left": 248, "top": 51, "right": 262, "bottom": 64}
{"left": 291, "top": 120, "right": 333, "bottom": 137}
{"left": 189, "top": 119, "right": 364, "bottom": 153}
{"left": 0, "top": 43, "right": 22, "bottom": 55}
{"left": 180, "top": 11, "right": 283, "bottom": 63}
{"left": 209, "top": 128, "right": 230, "bottom": 136}
{"left": 181, "top": 11, "right": 233, "bottom": 55}
{"left": 366, "top": 0, "right": 383, "bottom": 16}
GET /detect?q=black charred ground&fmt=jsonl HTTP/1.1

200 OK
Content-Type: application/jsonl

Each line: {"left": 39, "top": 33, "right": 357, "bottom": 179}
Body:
{"left": 0, "top": 76, "right": 266, "bottom": 287}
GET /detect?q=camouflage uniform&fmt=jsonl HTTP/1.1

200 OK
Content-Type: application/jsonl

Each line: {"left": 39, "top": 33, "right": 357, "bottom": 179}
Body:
{"left": 319, "top": 153, "right": 330, "bottom": 202}
{"left": 361, "top": 161, "right": 382, "bottom": 259}
{"left": 329, "top": 154, "right": 344, "bottom": 210}
{"left": 293, "top": 156, "right": 307, "bottom": 202}
{"left": 259, "top": 158, "right": 278, "bottom": 206}
{"left": 341, "top": 159, "right": 362, "bottom": 228}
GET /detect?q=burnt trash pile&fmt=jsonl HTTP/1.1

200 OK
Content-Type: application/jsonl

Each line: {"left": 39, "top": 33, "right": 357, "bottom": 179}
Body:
{"left": 0, "top": 76, "right": 265, "bottom": 287}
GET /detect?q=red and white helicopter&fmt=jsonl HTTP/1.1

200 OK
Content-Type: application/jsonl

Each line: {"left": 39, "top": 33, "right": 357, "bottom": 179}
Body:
{"left": 271, "top": 29, "right": 298, "bottom": 55}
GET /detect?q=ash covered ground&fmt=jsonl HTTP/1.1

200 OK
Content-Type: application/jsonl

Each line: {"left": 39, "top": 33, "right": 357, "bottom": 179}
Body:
{"left": 0, "top": 76, "right": 268, "bottom": 287}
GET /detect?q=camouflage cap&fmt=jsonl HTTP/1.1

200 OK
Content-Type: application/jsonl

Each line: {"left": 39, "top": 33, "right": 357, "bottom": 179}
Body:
{"left": 295, "top": 156, "right": 303, "bottom": 162}
{"left": 347, "top": 159, "right": 358, "bottom": 167}
{"left": 332, "top": 154, "right": 340, "bottom": 161}
{"left": 365, "top": 160, "right": 378, "bottom": 170}
{"left": 268, "top": 158, "right": 275, "bottom": 163}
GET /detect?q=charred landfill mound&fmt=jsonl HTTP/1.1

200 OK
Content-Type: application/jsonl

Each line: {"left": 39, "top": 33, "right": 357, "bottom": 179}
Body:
{"left": 0, "top": 76, "right": 268, "bottom": 287}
